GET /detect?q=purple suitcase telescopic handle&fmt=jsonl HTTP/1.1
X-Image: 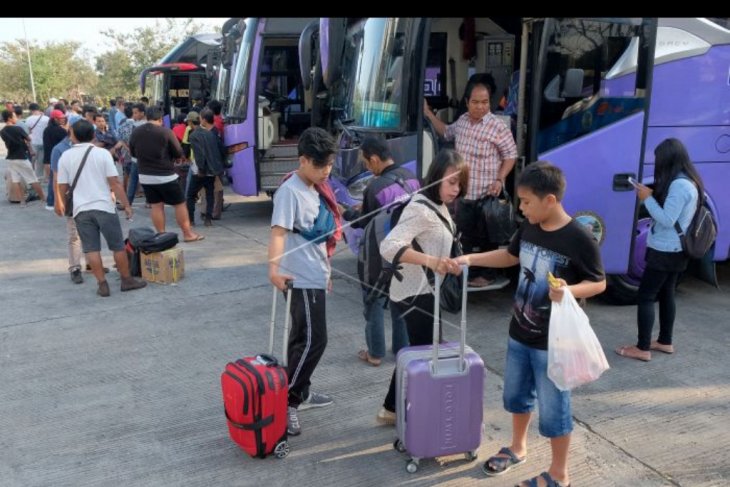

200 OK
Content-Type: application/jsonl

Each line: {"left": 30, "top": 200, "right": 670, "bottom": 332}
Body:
{"left": 269, "top": 281, "right": 293, "bottom": 367}
{"left": 432, "top": 265, "right": 469, "bottom": 375}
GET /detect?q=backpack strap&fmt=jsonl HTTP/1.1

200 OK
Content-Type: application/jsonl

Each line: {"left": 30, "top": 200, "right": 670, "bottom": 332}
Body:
{"left": 673, "top": 175, "right": 701, "bottom": 238}
{"left": 414, "top": 199, "right": 456, "bottom": 235}
{"left": 381, "top": 169, "right": 414, "bottom": 195}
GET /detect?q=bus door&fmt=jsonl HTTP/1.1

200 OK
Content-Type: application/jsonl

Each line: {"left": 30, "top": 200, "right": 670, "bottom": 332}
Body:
{"left": 526, "top": 18, "right": 657, "bottom": 276}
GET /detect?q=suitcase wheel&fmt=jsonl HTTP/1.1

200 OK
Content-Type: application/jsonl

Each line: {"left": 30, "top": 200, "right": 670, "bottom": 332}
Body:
{"left": 393, "top": 439, "right": 406, "bottom": 453}
{"left": 274, "top": 440, "right": 290, "bottom": 459}
{"left": 465, "top": 450, "right": 478, "bottom": 462}
{"left": 405, "top": 460, "right": 419, "bottom": 474}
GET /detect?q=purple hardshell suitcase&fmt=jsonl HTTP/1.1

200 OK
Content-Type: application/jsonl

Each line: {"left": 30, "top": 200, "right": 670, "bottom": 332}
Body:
{"left": 394, "top": 268, "right": 484, "bottom": 473}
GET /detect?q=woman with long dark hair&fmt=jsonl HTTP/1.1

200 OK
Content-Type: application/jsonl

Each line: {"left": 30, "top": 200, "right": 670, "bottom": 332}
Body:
{"left": 375, "top": 149, "right": 468, "bottom": 423}
{"left": 616, "top": 138, "right": 703, "bottom": 361}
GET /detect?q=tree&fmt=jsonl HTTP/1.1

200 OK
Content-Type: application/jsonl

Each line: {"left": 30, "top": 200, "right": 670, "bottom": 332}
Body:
{"left": 95, "top": 49, "right": 138, "bottom": 100}
{"left": 0, "top": 40, "right": 97, "bottom": 104}
{"left": 97, "top": 18, "right": 206, "bottom": 98}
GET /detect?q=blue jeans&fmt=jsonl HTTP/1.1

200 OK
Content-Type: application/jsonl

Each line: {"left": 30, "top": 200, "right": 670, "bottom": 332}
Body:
{"left": 503, "top": 337, "right": 573, "bottom": 438}
{"left": 362, "top": 290, "right": 409, "bottom": 359}
{"left": 127, "top": 162, "right": 139, "bottom": 204}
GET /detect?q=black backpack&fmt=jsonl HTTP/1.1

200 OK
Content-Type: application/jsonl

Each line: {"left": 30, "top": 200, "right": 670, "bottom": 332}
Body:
{"left": 358, "top": 198, "right": 412, "bottom": 304}
{"left": 357, "top": 172, "right": 418, "bottom": 303}
{"left": 674, "top": 196, "right": 716, "bottom": 259}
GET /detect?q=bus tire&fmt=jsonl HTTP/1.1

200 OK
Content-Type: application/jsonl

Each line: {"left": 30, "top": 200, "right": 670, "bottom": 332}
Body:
{"left": 602, "top": 274, "right": 639, "bottom": 305}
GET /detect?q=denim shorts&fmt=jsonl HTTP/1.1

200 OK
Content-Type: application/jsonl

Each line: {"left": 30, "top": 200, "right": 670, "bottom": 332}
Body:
{"left": 503, "top": 337, "right": 573, "bottom": 438}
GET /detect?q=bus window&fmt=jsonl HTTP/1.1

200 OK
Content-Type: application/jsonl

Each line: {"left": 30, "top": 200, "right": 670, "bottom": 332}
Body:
{"left": 537, "top": 19, "right": 642, "bottom": 154}
{"left": 343, "top": 18, "right": 409, "bottom": 129}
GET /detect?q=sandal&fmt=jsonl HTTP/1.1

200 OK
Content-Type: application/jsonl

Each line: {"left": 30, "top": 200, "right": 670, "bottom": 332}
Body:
{"left": 482, "top": 446, "right": 526, "bottom": 477}
{"left": 183, "top": 234, "right": 206, "bottom": 243}
{"left": 615, "top": 345, "right": 651, "bottom": 362}
{"left": 650, "top": 340, "right": 674, "bottom": 354}
{"left": 357, "top": 349, "right": 382, "bottom": 366}
{"left": 515, "top": 471, "right": 570, "bottom": 487}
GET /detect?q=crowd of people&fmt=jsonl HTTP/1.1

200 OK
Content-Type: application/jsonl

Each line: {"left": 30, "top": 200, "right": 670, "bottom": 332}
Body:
{"left": 1, "top": 96, "right": 230, "bottom": 294}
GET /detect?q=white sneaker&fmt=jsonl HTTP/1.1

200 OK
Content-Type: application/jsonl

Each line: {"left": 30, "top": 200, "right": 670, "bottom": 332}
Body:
{"left": 287, "top": 406, "right": 301, "bottom": 436}
{"left": 45, "top": 205, "right": 54, "bottom": 211}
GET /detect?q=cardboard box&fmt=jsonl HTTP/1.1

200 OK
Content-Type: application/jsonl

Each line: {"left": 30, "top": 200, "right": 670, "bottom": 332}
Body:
{"left": 141, "top": 247, "right": 184, "bottom": 284}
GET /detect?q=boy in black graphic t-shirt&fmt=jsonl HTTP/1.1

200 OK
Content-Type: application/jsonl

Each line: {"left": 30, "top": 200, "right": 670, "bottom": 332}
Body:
{"left": 456, "top": 162, "right": 605, "bottom": 487}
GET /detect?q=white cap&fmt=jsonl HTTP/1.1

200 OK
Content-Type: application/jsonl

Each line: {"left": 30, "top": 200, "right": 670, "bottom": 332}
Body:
{"left": 49, "top": 97, "right": 59, "bottom": 103}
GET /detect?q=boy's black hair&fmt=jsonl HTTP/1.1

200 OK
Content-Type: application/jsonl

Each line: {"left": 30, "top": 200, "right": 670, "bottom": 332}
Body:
{"left": 517, "top": 161, "right": 566, "bottom": 201}
{"left": 206, "top": 99, "right": 223, "bottom": 115}
{"left": 200, "top": 108, "right": 215, "bottom": 124}
{"left": 360, "top": 135, "right": 392, "bottom": 162}
{"left": 1, "top": 109, "right": 13, "bottom": 122}
{"left": 71, "top": 119, "right": 95, "bottom": 143}
{"left": 28, "top": 103, "right": 40, "bottom": 111}
{"left": 145, "top": 105, "right": 162, "bottom": 121}
{"left": 13, "top": 105, "right": 23, "bottom": 117}
{"left": 422, "top": 148, "right": 469, "bottom": 204}
{"left": 298, "top": 127, "right": 337, "bottom": 167}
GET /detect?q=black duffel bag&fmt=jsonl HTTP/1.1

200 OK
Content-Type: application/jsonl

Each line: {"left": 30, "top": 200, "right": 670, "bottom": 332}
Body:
{"left": 129, "top": 227, "right": 179, "bottom": 254}
{"left": 479, "top": 188, "right": 518, "bottom": 245}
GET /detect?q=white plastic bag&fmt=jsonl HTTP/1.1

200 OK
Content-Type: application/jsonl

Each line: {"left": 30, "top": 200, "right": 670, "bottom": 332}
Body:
{"left": 547, "top": 288, "right": 609, "bottom": 391}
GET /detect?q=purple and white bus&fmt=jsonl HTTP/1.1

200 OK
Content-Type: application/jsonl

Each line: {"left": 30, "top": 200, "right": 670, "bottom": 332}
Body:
{"left": 224, "top": 18, "right": 317, "bottom": 197}
{"left": 314, "top": 18, "right": 729, "bottom": 302}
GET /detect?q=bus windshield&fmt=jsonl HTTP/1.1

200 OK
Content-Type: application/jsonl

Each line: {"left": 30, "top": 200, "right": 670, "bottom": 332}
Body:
{"left": 228, "top": 18, "right": 258, "bottom": 120}
{"left": 342, "top": 18, "right": 408, "bottom": 129}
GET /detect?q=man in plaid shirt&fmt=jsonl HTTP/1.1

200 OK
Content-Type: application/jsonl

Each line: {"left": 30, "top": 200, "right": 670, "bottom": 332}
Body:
{"left": 424, "top": 81, "right": 517, "bottom": 287}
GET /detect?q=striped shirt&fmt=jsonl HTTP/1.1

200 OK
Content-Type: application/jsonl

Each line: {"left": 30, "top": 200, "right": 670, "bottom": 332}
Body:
{"left": 445, "top": 112, "right": 518, "bottom": 200}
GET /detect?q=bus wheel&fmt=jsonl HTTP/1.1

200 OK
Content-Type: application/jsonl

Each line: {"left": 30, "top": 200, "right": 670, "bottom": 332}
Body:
{"left": 602, "top": 217, "right": 652, "bottom": 305}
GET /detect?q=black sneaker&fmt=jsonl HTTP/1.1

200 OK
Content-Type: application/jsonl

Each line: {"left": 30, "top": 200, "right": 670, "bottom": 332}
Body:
{"left": 287, "top": 406, "right": 301, "bottom": 436}
{"left": 70, "top": 269, "right": 83, "bottom": 284}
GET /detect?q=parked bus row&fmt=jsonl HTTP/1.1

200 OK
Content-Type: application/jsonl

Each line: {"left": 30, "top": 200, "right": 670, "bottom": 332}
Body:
{"left": 140, "top": 18, "right": 730, "bottom": 303}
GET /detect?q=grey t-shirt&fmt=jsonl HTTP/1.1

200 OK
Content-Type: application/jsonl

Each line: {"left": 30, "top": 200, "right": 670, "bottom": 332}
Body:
{"left": 271, "top": 174, "right": 329, "bottom": 289}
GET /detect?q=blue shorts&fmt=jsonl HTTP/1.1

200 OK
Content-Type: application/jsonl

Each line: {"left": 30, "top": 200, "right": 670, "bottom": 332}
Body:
{"left": 503, "top": 337, "right": 573, "bottom": 438}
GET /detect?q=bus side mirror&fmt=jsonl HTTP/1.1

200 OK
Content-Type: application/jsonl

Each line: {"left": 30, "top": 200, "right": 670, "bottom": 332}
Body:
{"left": 299, "top": 20, "right": 319, "bottom": 91}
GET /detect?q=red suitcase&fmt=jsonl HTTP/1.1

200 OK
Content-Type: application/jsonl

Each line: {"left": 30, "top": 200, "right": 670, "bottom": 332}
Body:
{"left": 221, "top": 285, "right": 292, "bottom": 459}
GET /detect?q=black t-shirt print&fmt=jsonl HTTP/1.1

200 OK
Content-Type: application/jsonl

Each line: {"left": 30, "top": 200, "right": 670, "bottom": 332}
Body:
{"left": 506, "top": 219, "right": 605, "bottom": 350}
{"left": 0, "top": 125, "right": 30, "bottom": 160}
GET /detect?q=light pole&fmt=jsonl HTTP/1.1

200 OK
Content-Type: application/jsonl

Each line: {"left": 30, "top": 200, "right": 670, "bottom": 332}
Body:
{"left": 22, "top": 18, "right": 37, "bottom": 104}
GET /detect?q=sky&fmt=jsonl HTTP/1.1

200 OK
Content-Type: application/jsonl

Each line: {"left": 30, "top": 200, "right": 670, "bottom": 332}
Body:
{"left": 0, "top": 18, "right": 230, "bottom": 60}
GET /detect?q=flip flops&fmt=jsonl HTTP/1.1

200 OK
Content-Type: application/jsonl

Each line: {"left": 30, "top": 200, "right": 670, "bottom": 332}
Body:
{"left": 184, "top": 234, "right": 205, "bottom": 243}
{"left": 357, "top": 349, "right": 382, "bottom": 366}
{"left": 516, "top": 471, "right": 570, "bottom": 487}
{"left": 482, "top": 446, "right": 526, "bottom": 476}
